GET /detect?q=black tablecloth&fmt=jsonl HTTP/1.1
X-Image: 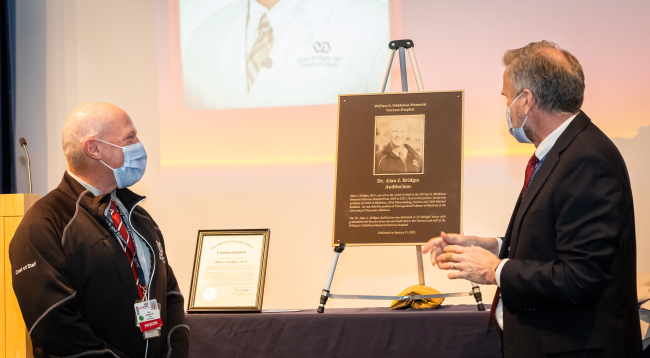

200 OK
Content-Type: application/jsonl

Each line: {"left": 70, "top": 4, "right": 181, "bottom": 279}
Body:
{"left": 185, "top": 304, "right": 502, "bottom": 358}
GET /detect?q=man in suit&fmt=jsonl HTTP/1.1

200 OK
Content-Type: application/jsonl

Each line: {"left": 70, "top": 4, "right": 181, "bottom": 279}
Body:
{"left": 423, "top": 41, "right": 642, "bottom": 357}
{"left": 182, "top": 0, "right": 388, "bottom": 109}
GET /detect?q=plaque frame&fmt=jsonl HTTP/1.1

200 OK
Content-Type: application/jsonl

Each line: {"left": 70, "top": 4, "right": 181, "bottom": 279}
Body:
{"left": 332, "top": 90, "right": 464, "bottom": 246}
{"left": 187, "top": 229, "right": 270, "bottom": 312}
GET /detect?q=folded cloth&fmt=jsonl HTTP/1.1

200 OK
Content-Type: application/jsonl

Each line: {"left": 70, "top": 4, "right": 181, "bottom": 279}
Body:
{"left": 390, "top": 285, "right": 445, "bottom": 310}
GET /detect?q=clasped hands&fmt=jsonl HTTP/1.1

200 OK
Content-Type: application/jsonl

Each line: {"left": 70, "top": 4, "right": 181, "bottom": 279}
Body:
{"left": 422, "top": 232, "right": 502, "bottom": 285}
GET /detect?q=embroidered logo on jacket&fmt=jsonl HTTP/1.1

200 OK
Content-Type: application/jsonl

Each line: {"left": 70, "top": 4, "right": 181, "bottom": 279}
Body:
{"left": 156, "top": 240, "right": 166, "bottom": 264}
{"left": 15, "top": 261, "right": 37, "bottom": 275}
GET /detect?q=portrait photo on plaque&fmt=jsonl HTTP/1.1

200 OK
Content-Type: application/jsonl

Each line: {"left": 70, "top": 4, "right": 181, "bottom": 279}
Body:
{"left": 374, "top": 115, "right": 425, "bottom": 175}
{"left": 333, "top": 91, "right": 463, "bottom": 246}
{"left": 188, "top": 229, "right": 270, "bottom": 312}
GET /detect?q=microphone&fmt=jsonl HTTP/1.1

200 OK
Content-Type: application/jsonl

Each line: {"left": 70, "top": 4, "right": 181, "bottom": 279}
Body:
{"left": 19, "top": 138, "right": 33, "bottom": 195}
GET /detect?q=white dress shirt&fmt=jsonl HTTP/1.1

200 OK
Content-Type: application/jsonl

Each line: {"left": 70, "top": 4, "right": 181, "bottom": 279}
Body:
{"left": 67, "top": 170, "right": 152, "bottom": 284}
{"left": 494, "top": 113, "right": 578, "bottom": 329}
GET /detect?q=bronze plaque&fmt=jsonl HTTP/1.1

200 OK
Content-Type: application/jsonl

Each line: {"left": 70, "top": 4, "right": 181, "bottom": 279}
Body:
{"left": 333, "top": 91, "right": 463, "bottom": 245}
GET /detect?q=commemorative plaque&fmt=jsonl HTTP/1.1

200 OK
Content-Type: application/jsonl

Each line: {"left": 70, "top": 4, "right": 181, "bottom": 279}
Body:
{"left": 188, "top": 229, "right": 270, "bottom": 312}
{"left": 333, "top": 91, "right": 463, "bottom": 245}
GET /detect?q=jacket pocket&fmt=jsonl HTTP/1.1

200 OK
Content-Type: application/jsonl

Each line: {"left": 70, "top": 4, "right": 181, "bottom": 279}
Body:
{"left": 541, "top": 329, "right": 606, "bottom": 354}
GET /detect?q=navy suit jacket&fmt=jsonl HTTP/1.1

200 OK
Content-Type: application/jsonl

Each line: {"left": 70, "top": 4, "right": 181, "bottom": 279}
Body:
{"left": 499, "top": 112, "right": 642, "bottom": 357}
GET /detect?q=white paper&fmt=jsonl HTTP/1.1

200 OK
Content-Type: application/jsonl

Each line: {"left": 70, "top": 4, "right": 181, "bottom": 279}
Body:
{"left": 194, "top": 235, "right": 264, "bottom": 308}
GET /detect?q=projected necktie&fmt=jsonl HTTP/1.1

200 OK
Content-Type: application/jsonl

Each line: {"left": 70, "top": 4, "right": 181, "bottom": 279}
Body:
{"left": 488, "top": 153, "right": 540, "bottom": 326}
{"left": 246, "top": 13, "right": 274, "bottom": 92}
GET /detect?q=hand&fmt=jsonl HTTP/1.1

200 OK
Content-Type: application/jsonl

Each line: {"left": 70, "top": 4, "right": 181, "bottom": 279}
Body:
{"left": 422, "top": 232, "right": 469, "bottom": 269}
{"left": 437, "top": 245, "right": 502, "bottom": 285}
{"left": 422, "top": 232, "right": 499, "bottom": 269}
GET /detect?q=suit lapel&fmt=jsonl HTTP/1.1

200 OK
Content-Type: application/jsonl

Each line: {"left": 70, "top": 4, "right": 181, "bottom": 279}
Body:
{"left": 218, "top": 0, "right": 248, "bottom": 95}
{"left": 508, "top": 112, "right": 592, "bottom": 256}
{"left": 508, "top": 151, "right": 559, "bottom": 256}
{"left": 500, "top": 195, "right": 521, "bottom": 258}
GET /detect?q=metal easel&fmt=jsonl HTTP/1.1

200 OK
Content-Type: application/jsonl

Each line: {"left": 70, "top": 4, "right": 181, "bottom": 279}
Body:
{"left": 317, "top": 39, "right": 485, "bottom": 313}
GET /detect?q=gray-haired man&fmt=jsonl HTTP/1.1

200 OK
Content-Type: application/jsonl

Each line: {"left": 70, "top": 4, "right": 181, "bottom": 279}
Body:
{"left": 424, "top": 41, "right": 642, "bottom": 357}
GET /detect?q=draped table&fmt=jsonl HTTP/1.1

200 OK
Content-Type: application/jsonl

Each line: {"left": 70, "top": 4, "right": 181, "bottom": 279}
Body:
{"left": 185, "top": 304, "right": 502, "bottom": 358}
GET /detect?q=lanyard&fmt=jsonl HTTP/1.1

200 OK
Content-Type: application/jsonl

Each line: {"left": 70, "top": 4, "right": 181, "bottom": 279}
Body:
{"left": 105, "top": 201, "right": 148, "bottom": 298}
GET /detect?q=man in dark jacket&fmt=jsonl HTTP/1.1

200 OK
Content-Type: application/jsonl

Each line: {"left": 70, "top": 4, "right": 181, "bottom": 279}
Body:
{"left": 9, "top": 103, "right": 190, "bottom": 358}
{"left": 375, "top": 119, "right": 423, "bottom": 174}
{"left": 424, "top": 41, "right": 642, "bottom": 357}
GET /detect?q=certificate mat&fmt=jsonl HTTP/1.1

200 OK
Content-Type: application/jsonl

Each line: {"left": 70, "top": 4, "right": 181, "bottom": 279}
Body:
{"left": 333, "top": 91, "right": 463, "bottom": 245}
{"left": 188, "top": 229, "right": 270, "bottom": 312}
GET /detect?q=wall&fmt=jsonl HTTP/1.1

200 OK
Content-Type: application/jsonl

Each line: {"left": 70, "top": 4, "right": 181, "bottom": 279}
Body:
{"left": 14, "top": 0, "right": 650, "bottom": 310}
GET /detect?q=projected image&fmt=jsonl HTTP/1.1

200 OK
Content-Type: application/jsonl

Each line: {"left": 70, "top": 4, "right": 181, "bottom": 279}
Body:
{"left": 374, "top": 115, "right": 424, "bottom": 175}
{"left": 180, "top": 0, "right": 389, "bottom": 109}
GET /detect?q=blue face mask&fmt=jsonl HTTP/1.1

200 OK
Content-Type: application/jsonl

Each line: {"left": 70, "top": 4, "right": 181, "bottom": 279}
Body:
{"left": 506, "top": 93, "right": 533, "bottom": 144}
{"left": 97, "top": 140, "right": 147, "bottom": 189}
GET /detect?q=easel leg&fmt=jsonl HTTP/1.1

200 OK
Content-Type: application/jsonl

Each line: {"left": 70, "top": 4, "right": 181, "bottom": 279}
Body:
{"left": 416, "top": 245, "right": 425, "bottom": 286}
{"left": 317, "top": 244, "right": 346, "bottom": 313}
{"left": 406, "top": 47, "right": 424, "bottom": 91}
{"left": 398, "top": 47, "right": 408, "bottom": 92}
{"left": 378, "top": 49, "right": 396, "bottom": 93}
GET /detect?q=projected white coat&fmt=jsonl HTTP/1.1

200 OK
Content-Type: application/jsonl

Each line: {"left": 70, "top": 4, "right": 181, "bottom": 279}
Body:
{"left": 182, "top": 0, "right": 389, "bottom": 109}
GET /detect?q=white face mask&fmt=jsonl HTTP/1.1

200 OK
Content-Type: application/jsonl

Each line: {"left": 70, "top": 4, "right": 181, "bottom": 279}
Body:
{"left": 506, "top": 93, "right": 533, "bottom": 144}
{"left": 96, "top": 140, "right": 147, "bottom": 189}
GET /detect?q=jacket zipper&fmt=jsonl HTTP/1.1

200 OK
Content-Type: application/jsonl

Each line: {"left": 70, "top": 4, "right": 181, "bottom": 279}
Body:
{"left": 128, "top": 198, "right": 155, "bottom": 358}
{"left": 128, "top": 198, "right": 155, "bottom": 301}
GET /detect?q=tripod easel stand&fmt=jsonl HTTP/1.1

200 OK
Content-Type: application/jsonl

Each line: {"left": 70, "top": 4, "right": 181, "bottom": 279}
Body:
{"left": 317, "top": 39, "right": 485, "bottom": 313}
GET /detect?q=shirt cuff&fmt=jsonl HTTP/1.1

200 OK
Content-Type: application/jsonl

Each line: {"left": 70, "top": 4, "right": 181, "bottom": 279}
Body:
{"left": 496, "top": 259, "right": 509, "bottom": 287}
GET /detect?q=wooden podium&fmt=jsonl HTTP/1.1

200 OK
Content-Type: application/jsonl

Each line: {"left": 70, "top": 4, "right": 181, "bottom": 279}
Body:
{"left": 1, "top": 194, "right": 39, "bottom": 358}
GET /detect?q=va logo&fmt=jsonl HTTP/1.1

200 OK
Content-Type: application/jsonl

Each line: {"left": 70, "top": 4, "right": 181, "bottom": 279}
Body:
{"left": 156, "top": 240, "right": 166, "bottom": 264}
{"left": 313, "top": 42, "right": 331, "bottom": 53}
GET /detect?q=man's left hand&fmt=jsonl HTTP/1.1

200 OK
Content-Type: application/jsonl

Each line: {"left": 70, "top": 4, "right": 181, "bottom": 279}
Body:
{"left": 437, "top": 245, "right": 502, "bottom": 285}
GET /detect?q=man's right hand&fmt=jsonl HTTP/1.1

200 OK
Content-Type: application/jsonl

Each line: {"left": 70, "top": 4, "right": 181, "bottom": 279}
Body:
{"left": 422, "top": 232, "right": 499, "bottom": 269}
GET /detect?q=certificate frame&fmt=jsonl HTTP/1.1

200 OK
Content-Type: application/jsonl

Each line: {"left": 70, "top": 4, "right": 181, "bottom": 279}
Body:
{"left": 187, "top": 229, "right": 270, "bottom": 312}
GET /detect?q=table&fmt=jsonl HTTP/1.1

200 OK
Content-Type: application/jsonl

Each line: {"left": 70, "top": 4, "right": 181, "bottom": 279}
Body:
{"left": 185, "top": 304, "right": 502, "bottom": 358}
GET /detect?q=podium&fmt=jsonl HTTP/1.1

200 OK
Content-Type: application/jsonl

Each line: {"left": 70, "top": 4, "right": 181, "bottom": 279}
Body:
{"left": 1, "top": 194, "right": 39, "bottom": 358}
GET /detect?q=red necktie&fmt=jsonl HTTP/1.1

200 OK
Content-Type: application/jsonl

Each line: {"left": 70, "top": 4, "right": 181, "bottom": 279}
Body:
{"left": 108, "top": 200, "right": 145, "bottom": 299}
{"left": 488, "top": 153, "right": 541, "bottom": 326}
{"left": 521, "top": 154, "right": 540, "bottom": 197}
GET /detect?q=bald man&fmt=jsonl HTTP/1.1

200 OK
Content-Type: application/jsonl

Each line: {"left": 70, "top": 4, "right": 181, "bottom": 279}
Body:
{"left": 375, "top": 119, "right": 423, "bottom": 174}
{"left": 9, "top": 104, "right": 189, "bottom": 358}
{"left": 424, "top": 41, "right": 642, "bottom": 357}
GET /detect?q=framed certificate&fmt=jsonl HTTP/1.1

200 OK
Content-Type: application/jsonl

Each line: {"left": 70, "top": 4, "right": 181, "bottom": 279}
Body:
{"left": 187, "top": 229, "right": 270, "bottom": 312}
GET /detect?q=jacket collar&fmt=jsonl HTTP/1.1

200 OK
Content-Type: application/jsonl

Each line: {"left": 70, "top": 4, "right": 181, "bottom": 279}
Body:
{"left": 507, "top": 111, "right": 591, "bottom": 256}
{"left": 382, "top": 143, "right": 418, "bottom": 157}
{"left": 58, "top": 172, "right": 146, "bottom": 222}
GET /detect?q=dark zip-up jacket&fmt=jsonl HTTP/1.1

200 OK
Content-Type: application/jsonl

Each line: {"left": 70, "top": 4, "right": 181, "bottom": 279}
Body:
{"left": 9, "top": 173, "right": 189, "bottom": 358}
{"left": 375, "top": 143, "right": 423, "bottom": 174}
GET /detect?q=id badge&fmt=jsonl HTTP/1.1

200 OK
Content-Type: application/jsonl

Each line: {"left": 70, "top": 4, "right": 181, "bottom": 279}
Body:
{"left": 134, "top": 299, "right": 163, "bottom": 339}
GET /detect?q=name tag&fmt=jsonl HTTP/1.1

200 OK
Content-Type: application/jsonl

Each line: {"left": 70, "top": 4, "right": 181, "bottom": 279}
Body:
{"left": 134, "top": 299, "right": 162, "bottom": 339}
